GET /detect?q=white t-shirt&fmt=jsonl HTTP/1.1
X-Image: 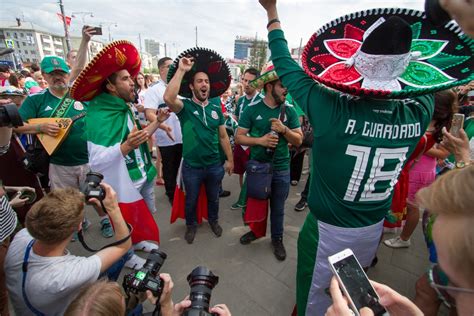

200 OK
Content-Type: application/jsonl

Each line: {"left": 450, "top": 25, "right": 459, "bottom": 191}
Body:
{"left": 144, "top": 80, "right": 182, "bottom": 147}
{"left": 5, "top": 229, "right": 102, "bottom": 316}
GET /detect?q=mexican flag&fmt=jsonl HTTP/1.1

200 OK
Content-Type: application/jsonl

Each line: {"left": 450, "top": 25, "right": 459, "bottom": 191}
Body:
{"left": 85, "top": 93, "right": 159, "bottom": 244}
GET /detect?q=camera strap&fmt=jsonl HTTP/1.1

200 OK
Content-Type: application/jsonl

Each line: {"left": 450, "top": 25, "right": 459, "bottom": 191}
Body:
{"left": 22, "top": 240, "right": 46, "bottom": 316}
{"left": 77, "top": 222, "right": 134, "bottom": 252}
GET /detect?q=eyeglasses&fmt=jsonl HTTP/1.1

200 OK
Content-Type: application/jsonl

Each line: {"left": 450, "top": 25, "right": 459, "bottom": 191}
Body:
{"left": 428, "top": 265, "right": 474, "bottom": 308}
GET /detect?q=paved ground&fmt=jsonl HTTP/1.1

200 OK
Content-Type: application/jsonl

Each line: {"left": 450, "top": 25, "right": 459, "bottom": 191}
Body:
{"left": 68, "top": 157, "right": 446, "bottom": 315}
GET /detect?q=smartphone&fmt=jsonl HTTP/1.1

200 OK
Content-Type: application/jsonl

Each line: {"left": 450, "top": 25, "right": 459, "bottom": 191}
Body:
{"left": 449, "top": 113, "right": 465, "bottom": 137}
{"left": 328, "top": 249, "right": 386, "bottom": 316}
{"left": 86, "top": 26, "right": 102, "bottom": 35}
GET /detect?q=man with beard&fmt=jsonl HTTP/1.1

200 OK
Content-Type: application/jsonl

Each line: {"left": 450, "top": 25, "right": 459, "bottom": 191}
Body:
{"left": 164, "top": 48, "right": 234, "bottom": 244}
{"left": 230, "top": 67, "right": 262, "bottom": 210}
{"left": 71, "top": 41, "right": 170, "bottom": 269}
{"left": 236, "top": 64, "right": 302, "bottom": 260}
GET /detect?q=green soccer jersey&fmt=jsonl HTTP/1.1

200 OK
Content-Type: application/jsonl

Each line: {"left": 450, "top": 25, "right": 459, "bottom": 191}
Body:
{"left": 177, "top": 98, "right": 225, "bottom": 168}
{"left": 19, "top": 89, "right": 89, "bottom": 166}
{"left": 269, "top": 29, "right": 434, "bottom": 227}
{"left": 239, "top": 98, "right": 300, "bottom": 171}
{"left": 235, "top": 92, "right": 263, "bottom": 119}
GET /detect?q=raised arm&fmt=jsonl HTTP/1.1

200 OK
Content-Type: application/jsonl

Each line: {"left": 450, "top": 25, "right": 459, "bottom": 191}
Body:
{"left": 163, "top": 57, "right": 194, "bottom": 113}
{"left": 69, "top": 26, "right": 95, "bottom": 84}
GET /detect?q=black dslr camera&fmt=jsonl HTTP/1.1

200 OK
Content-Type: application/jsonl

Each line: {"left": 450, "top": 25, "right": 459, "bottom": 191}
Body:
{"left": 80, "top": 172, "right": 106, "bottom": 202}
{"left": 183, "top": 266, "right": 219, "bottom": 316}
{"left": 123, "top": 249, "right": 167, "bottom": 297}
{"left": 0, "top": 103, "right": 23, "bottom": 127}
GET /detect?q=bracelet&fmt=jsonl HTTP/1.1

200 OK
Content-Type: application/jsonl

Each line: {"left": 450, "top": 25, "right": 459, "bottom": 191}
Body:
{"left": 267, "top": 18, "right": 280, "bottom": 29}
{"left": 36, "top": 124, "right": 41, "bottom": 133}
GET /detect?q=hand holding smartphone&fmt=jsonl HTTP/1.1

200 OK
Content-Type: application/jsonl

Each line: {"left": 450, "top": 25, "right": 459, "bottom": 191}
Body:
{"left": 449, "top": 113, "right": 465, "bottom": 138}
{"left": 328, "top": 249, "right": 386, "bottom": 316}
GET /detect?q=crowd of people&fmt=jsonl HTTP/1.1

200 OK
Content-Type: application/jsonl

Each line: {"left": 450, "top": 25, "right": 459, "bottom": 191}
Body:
{"left": 0, "top": 0, "right": 473, "bottom": 315}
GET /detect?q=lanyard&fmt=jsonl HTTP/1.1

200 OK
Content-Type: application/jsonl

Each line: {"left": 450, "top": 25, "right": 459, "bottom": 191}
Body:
{"left": 22, "top": 240, "right": 46, "bottom": 316}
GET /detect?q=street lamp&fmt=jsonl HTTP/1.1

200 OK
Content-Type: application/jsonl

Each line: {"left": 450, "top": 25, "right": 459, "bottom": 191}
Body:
{"left": 71, "top": 12, "right": 94, "bottom": 25}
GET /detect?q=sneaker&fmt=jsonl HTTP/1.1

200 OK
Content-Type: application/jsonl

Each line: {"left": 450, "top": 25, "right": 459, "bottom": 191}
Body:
{"left": 294, "top": 198, "right": 307, "bottom": 212}
{"left": 240, "top": 231, "right": 257, "bottom": 245}
{"left": 209, "top": 222, "right": 222, "bottom": 237}
{"left": 291, "top": 180, "right": 298, "bottom": 186}
{"left": 383, "top": 236, "right": 411, "bottom": 248}
{"left": 125, "top": 254, "right": 146, "bottom": 269}
{"left": 100, "top": 218, "right": 114, "bottom": 238}
{"left": 272, "top": 238, "right": 287, "bottom": 261}
{"left": 185, "top": 225, "right": 197, "bottom": 244}
{"left": 230, "top": 202, "right": 246, "bottom": 210}
{"left": 219, "top": 190, "right": 231, "bottom": 198}
{"left": 133, "top": 241, "right": 159, "bottom": 252}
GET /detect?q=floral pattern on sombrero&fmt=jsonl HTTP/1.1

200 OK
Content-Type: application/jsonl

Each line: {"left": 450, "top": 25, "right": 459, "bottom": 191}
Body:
{"left": 302, "top": 8, "right": 474, "bottom": 99}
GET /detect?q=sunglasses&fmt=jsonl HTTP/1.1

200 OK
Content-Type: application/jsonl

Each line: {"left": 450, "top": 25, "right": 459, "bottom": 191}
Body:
{"left": 428, "top": 264, "right": 474, "bottom": 308}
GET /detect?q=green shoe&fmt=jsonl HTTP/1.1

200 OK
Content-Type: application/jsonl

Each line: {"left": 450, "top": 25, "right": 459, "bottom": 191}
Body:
{"left": 230, "top": 202, "right": 246, "bottom": 210}
{"left": 100, "top": 218, "right": 114, "bottom": 238}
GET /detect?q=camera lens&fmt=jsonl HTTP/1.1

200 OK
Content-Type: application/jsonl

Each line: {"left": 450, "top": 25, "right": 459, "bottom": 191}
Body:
{"left": 0, "top": 103, "right": 23, "bottom": 127}
{"left": 185, "top": 266, "right": 219, "bottom": 313}
{"left": 143, "top": 249, "right": 167, "bottom": 276}
{"left": 85, "top": 172, "right": 104, "bottom": 185}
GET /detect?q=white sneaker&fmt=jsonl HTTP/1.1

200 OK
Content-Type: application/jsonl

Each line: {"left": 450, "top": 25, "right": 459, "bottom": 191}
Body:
{"left": 125, "top": 254, "right": 146, "bottom": 269}
{"left": 133, "top": 241, "right": 159, "bottom": 253}
{"left": 383, "top": 236, "right": 411, "bottom": 248}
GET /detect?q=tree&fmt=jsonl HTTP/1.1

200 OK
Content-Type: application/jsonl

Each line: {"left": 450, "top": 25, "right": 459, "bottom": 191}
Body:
{"left": 247, "top": 38, "right": 267, "bottom": 71}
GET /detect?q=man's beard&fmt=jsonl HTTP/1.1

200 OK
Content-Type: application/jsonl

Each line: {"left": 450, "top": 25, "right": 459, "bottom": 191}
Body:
{"left": 271, "top": 89, "right": 285, "bottom": 105}
{"left": 118, "top": 89, "right": 134, "bottom": 102}
{"left": 193, "top": 88, "right": 209, "bottom": 102}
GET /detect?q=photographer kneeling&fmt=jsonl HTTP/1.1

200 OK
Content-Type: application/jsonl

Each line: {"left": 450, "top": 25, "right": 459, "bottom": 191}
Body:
{"left": 4, "top": 182, "right": 132, "bottom": 315}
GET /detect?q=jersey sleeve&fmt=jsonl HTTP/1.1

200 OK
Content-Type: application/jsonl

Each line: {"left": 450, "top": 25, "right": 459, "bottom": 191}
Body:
{"left": 238, "top": 105, "right": 252, "bottom": 130}
{"left": 268, "top": 29, "right": 343, "bottom": 137}
{"left": 18, "top": 95, "right": 39, "bottom": 121}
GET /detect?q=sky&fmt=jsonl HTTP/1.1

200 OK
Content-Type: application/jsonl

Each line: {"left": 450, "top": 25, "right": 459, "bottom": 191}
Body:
{"left": 1, "top": 0, "right": 425, "bottom": 59}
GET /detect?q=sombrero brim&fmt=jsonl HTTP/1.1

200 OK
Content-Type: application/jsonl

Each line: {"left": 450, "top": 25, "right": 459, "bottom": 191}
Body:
{"left": 70, "top": 40, "right": 141, "bottom": 101}
{"left": 249, "top": 69, "right": 278, "bottom": 89}
{"left": 167, "top": 47, "right": 231, "bottom": 98}
{"left": 302, "top": 8, "right": 474, "bottom": 99}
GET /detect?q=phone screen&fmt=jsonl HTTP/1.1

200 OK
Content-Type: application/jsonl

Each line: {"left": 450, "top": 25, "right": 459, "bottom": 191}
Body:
{"left": 333, "top": 255, "right": 386, "bottom": 315}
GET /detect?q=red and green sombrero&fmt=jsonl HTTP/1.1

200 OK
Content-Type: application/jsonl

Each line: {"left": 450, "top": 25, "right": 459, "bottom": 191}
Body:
{"left": 302, "top": 8, "right": 474, "bottom": 99}
{"left": 167, "top": 47, "right": 231, "bottom": 98}
{"left": 70, "top": 40, "right": 141, "bottom": 101}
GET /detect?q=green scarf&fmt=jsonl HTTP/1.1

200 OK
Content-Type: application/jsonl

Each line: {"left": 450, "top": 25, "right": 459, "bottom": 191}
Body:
{"left": 85, "top": 92, "right": 156, "bottom": 181}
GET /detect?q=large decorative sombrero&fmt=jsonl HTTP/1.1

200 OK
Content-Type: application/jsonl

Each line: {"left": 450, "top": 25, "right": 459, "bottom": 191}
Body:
{"left": 70, "top": 40, "right": 141, "bottom": 101}
{"left": 249, "top": 62, "right": 279, "bottom": 89}
{"left": 302, "top": 8, "right": 474, "bottom": 99}
{"left": 167, "top": 47, "right": 231, "bottom": 98}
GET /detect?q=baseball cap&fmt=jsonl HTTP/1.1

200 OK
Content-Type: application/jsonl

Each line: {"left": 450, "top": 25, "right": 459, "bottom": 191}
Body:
{"left": 40, "top": 56, "right": 70, "bottom": 74}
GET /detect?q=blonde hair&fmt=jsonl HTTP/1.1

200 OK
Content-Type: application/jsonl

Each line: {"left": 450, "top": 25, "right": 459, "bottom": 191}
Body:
{"left": 64, "top": 279, "right": 125, "bottom": 316}
{"left": 26, "top": 188, "right": 84, "bottom": 244}
{"left": 416, "top": 166, "right": 474, "bottom": 285}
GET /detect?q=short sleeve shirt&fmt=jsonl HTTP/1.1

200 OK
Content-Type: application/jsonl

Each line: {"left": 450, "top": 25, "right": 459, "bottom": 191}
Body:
{"left": 19, "top": 89, "right": 88, "bottom": 166}
{"left": 176, "top": 98, "right": 225, "bottom": 168}
{"left": 239, "top": 99, "right": 300, "bottom": 170}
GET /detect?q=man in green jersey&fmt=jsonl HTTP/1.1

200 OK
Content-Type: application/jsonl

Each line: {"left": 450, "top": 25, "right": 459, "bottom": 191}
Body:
{"left": 236, "top": 64, "right": 302, "bottom": 261}
{"left": 259, "top": 0, "right": 474, "bottom": 314}
{"left": 231, "top": 67, "right": 262, "bottom": 209}
{"left": 14, "top": 27, "right": 113, "bottom": 238}
{"left": 164, "top": 48, "right": 234, "bottom": 244}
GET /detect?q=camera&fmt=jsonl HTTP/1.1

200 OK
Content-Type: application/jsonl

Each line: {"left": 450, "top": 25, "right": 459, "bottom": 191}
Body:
{"left": 0, "top": 103, "right": 23, "bottom": 127}
{"left": 183, "top": 266, "right": 219, "bottom": 316}
{"left": 425, "top": 0, "right": 451, "bottom": 26}
{"left": 80, "top": 171, "right": 106, "bottom": 202}
{"left": 123, "top": 249, "right": 167, "bottom": 297}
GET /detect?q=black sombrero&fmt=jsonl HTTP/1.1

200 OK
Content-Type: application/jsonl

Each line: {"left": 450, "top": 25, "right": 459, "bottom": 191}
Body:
{"left": 167, "top": 47, "right": 231, "bottom": 98}
{"left": 302, "top": 8, "right": 474, "bottom": 99}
